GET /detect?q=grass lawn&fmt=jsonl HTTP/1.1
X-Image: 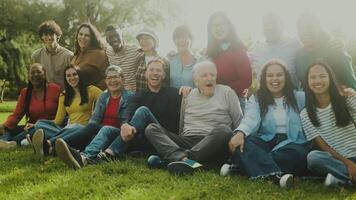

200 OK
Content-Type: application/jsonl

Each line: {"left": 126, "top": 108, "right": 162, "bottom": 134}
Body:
{"left": 0, "top": 101, "right": 355, "bottom": 199}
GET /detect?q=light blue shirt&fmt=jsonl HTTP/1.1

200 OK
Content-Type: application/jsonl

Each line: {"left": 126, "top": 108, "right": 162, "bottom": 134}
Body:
{"left": 169, "top": 54, "right": 198, "bottom": 88}
{"left": 235, "top": 91, "right": 307, "bottom": 150}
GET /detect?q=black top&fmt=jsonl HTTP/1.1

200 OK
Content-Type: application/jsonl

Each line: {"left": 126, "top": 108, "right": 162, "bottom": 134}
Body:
{"left": 122, "top": 87, "right": 181, "bottom": 133}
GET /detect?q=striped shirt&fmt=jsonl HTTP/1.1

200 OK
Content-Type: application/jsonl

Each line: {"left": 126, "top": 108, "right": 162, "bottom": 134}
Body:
{"left": 300, "top": 94, "right": 356, "bottom": 158}
{"left": 106, "top": 45, "right": 142, "bottom": 92}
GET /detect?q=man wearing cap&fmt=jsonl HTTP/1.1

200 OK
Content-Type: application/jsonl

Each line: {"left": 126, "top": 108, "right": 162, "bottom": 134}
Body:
{"left": 135, "top": 28, "right": 170, "bottom": 91}
{"left": 105, "top": 24, "right": 143, "bottom": 92}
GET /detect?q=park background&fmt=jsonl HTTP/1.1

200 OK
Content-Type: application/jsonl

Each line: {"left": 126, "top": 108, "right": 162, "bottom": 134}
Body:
{"left": 1, "top": 0, "right": 356, "bottom": 199}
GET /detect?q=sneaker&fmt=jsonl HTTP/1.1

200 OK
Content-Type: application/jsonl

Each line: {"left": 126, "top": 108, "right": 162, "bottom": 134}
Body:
{"left": 279, "top": 174, "right": 294, "bottom": 188}
{"left": 220, "top": 163, "right": 240, "bottom": 176}
{"left": 55, "top": 138, "right": 84, "bottom": 170}
{"left": 97, "top": 151, "right": 118, "bottom": 163}
{"left": 24, "top": 134, "right": 35, "bottom": 153}
{"left": 147, "top": 155, "right": 168, "bottom": 169}
{"left": 167, "top": 159, "right": 203, "bottom": 175}
{"left": 324, "top": 173, "right": 346, "bottom": 187}
{"left": 0, "top": 140, "right": 16, "bottom": 150}
{"left": 32, "top": 129, "right": 45, "bottom": 157}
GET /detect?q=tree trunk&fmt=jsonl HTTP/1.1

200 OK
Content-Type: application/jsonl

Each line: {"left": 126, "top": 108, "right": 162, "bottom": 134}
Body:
{"left": 0, "top": 80, "right": 7, "bottom": 103}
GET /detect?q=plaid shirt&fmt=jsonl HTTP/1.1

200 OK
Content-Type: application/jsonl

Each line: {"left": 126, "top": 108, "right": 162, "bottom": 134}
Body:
{"left": 136, "top": 52, "right": 170, "bottom": 91}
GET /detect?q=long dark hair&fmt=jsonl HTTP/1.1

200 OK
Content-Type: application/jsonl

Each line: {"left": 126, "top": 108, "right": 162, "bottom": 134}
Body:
{"left": 63, "top": 65, "right": 89, "bottom": 106}
{"left": 24, "top": 63, "right": 47, "bottom": 120}
{"left": 74, "top": 23, "right": 104, "bottom": 56}
{"left": 206, "top": 11, "right": 246, "bottom": 59}
{"left": 304, "top": 59, "right": 351, "bottom": 127}
{"left": 257, "top": 59, "right": 298, "bottom": 118}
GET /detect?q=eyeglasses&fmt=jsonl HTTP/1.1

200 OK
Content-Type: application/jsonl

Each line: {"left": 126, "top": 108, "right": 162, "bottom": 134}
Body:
{"left": 106, "top": 75, "right": 122, "bottom": 81}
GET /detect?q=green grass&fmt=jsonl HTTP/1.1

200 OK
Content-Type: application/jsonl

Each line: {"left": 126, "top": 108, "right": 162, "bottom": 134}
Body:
{"left": 0, "top": 102, "right": 356, "bottom": 199}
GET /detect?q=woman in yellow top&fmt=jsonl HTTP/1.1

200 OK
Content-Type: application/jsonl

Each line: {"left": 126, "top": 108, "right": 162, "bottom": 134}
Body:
{"left": 32, "top": 65, "right": 102, "bottom": 156}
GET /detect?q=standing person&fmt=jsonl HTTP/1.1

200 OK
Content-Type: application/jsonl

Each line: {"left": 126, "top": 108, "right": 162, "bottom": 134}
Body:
{"left": 135, "top": 28, "right": 170, "bottom": 91}
{"left": 224, "top": 60, "right": 309, "bottom": 188}
{"left": 71, "top": 23, "right": 109, "bottom": 90}
{"left": 32, "top": 20, "right": 73, "bottom": 88}
{"left": 296, "top": 13, "right": 356, "bottom": 89}
{"left": 32, "top": 65, "right": 102, "bottom": 156}
{"left": 0, "top": 63, "right": 61, "bottom": 149}
{"left": 207, "top": 11, "right": 252, "bottom": 110}
{"left": 55, "top": 58, "right": 181, "bottom": 169}
{"left": 249, "top": 14, "right": 301, "bottom": 87}
{"left": 105, "top": 25, "right": 142, "bottom": 92}
{"left": 169, "top": 25, "right": 198, "bottom": 89}
{"left": 300, "top": 60, "right": 356, "bottom": 186}
{"left": 145, "top": 61, "right": 243, "bottom": 175}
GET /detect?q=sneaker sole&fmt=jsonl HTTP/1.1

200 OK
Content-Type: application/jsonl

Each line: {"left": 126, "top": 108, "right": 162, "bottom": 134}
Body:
{"left": 25, "top": 134, "right": 35, "bottom": 154}
{"left": 280, "top": 175, "right": 294, "bottom": 188}
{"left": 55, "top": 139, "right": 81, "bottom": 170}
{"left": 0, "top": 140, "right": 16, "bottom": 150}
{"left": 168, "top": 162, "right": 194, "bottom": 175}
{"left": 32, "top": 129, "right": 44, "bottom": 157}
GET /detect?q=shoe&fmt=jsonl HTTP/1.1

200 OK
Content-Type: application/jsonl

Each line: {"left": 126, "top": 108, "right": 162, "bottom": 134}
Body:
{"left": 220, "top": 163, "right": 240, "bottom": 176}
{"left": 279, "top": 174, "right": 294, "bottom": 188}
{"left": 32, "top": 129, "right": 45, "bottom": 157}
{"left": 147, "top": 155, "right": 168, "bottom": 169}
{"left": 55, "top": 138, "right": 84, "bottom": 170}
{"left": 167, "top": 159, "right": 203, "bottom": 175}
{"left": 0, "top": 140, "right": 16, "bottom": 150}
{"left": 324, "top": 173, "right": 346, "bottom": 187}
{"left": 97, "top": 151, "right": 118, "bottom": 163}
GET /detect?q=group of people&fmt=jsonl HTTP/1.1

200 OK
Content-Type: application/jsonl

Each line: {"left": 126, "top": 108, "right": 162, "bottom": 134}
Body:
{"left": 0, "top": 11, "right": 355, "bottom": 189}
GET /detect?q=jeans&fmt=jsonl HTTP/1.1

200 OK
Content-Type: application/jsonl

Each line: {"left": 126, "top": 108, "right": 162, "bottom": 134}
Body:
{"left": 35, "top": 119, "right": 84, "bottom": 146}
{"left": 0, "top": 126, "right": 36, "bottom": 144}
{"left": 53, "top": 122, "right": 102, "bottom": 151}
{"left": 307, "top": 150, "right": 356, "bottom": 182}
{"left": 232, "top": 134, "right": 310, "bottom": 179}
{"left": 145, "top": 123, "right": 231, "bottom": 162}
{"left": 83, "top": 106, "right": 158, "bottom": 158}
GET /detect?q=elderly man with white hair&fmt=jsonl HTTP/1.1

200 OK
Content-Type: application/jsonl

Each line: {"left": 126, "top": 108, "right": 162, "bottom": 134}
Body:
{"left": 145, "top": 60, "right": 243, "bottom": 175}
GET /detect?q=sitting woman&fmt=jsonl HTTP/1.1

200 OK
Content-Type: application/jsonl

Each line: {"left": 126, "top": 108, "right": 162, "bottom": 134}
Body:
{"left": 53, "top": 65, "right": 133, "bottom": 151}
{"left": 224, "top": 59, "right": 309, "bottom": 188}
{"left": 300, "top": 60, "right": 356, "bottom": 186}
{"left": 0, "top": 63, "right": 61, "bottom": 149}
{"left": 32, "top": 65, "right": 102, "bottom": 156}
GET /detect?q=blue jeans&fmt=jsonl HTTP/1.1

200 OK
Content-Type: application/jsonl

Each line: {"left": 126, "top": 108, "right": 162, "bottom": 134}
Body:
{"left": 35, "top": 120, "right": 84, "bottom": 145}
{"left": 0, "top": 126, "right": 36, "bottom": 144}
{"left": 232, "top": 134, "right": 309, "bottom": 179}
{"left": 53, "top": 122, "right": 102, "bottom": 151}
{"left": 307, "top": 150, "right": 356, "bottom": 182}
{"left": 83, "top": 106, "right": 158, "bottom": 158}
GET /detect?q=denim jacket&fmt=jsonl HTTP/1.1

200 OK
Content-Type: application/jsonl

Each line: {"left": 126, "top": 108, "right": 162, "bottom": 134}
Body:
{"left": 235, "top": 91, "right": 307, "bottom": 150}
{"left": 89, "top": 89, "right": 134, "bottom": 124}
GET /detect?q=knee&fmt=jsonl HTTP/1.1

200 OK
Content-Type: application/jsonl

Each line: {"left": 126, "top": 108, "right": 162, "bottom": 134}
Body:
{"left": 135, "top": 106, "right": 150, "bottom": 115}
{"left": 212, "top": 125, "right": 232, "bottom": 142}
{"left": 307, "top": 150, "right": 326, "bottom": 170}
{"left": 144, "top": 123, "right": 161, "bottom": 138}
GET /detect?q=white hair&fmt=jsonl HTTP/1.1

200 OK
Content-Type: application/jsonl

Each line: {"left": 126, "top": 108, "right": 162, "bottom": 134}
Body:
{"left": 192, "top": 60, "right": 217, "bottom": 81}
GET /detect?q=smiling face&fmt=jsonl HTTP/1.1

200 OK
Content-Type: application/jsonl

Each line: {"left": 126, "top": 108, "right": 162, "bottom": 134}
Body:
{"left": 138, "top": 34, "right": 155, "bottom": 52}
{"left": 265, "top": 64, "right": 286, "bottom": 98}
{"left": 174, "top": 33, "right": 191, "bottom": 53}
{"left": 29, "top": 64, "right": 46, "bottom": 87}
{"left": 106, "top": 30, "right": 122, "bottom": 52}
{"left": 65, "top": 68, "right": 80, "bottom": 88}
{"left": 210, "top": 16, "right": 229, "bottom": 41}
{"left": 41, "top": 32, "right": 58, "bottom": 49}
{"left": 194, "top": 63, "right": 217, "bottom": 97}
{"left": 77, "top": 27, "right": 91, "bottom": 50}
{"left": 145, "top": 61, "right": 165, "bottom": 90}
{"left": 105, "top": 70, "right": 124, "bottom": 93}
{"left": 308, "top": 64, "right": 330, "bottom": 96}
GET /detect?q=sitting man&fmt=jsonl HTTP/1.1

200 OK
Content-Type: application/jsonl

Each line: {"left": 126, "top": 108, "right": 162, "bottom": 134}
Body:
{"left": 56, "top": 58, "right": 182, "bottom": 169}
{"left": 145, "top": 60, "right": 243, "bottom": 175}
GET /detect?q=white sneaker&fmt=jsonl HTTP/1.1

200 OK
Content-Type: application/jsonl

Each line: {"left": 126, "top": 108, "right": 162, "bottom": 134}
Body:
{"left": 279, "top": 174, "right": 294, "bottom": 188}
{"left": 20, "top": 138, "right": 29, "bottom": 146}
{"left": 220, "top": 164, "right": 232, "bottom": 176}
{"left": 324, "top": 173, "right": 346, "bottom": 187}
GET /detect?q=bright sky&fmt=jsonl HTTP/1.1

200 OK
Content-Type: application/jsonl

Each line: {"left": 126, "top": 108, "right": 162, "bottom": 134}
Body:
{"left": 151, "top": 0, "right": 356, "bottom": 55}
